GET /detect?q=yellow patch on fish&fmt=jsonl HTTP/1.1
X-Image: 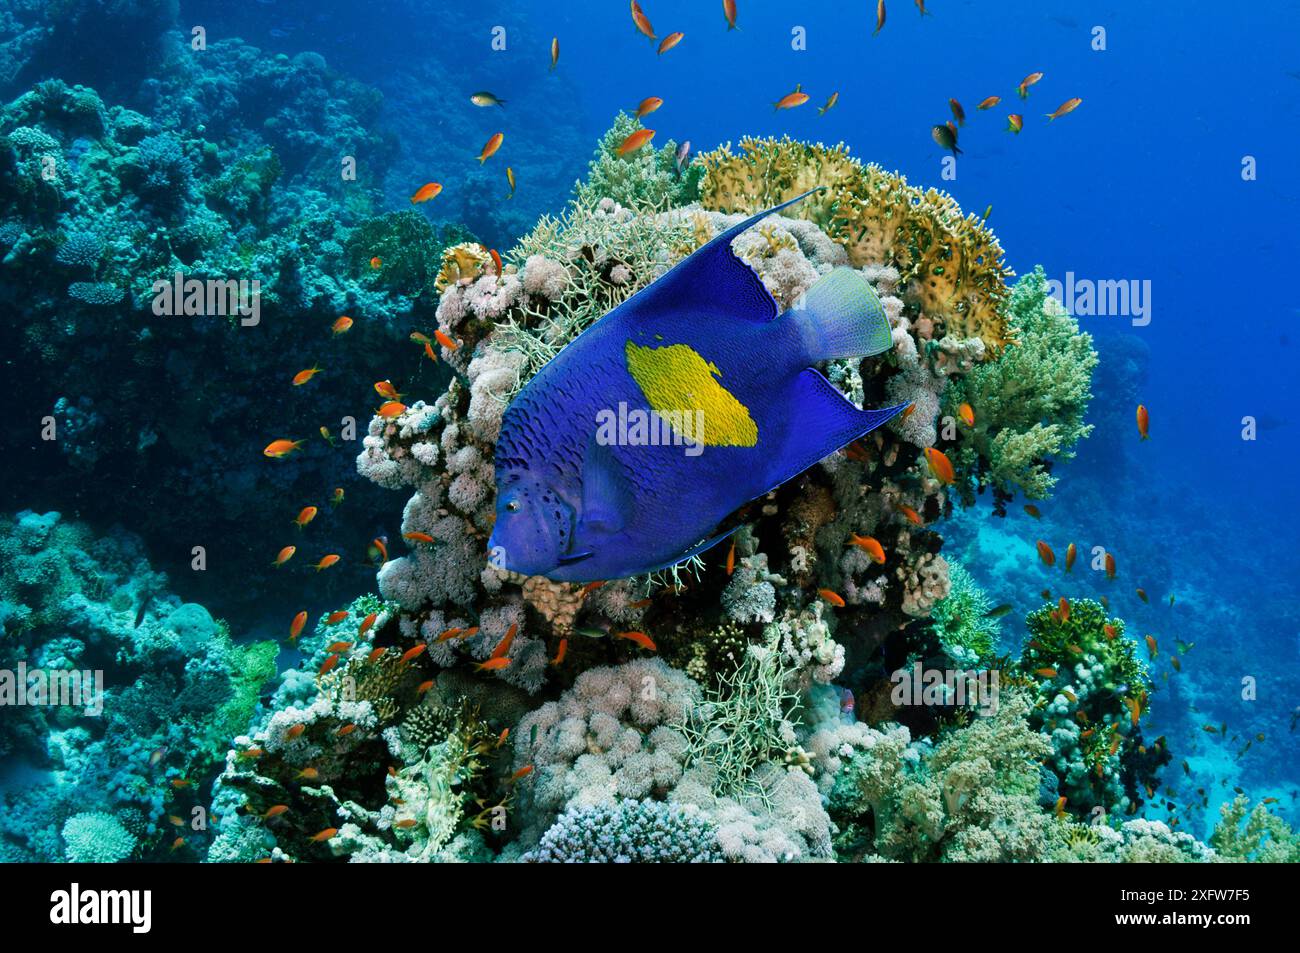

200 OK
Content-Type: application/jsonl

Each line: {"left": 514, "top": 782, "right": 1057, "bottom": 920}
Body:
{"left": 624, "top": 341, "right": 758, "bottom": 447}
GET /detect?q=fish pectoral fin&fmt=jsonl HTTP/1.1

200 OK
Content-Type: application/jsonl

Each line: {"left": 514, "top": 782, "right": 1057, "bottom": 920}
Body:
{"left": 580, "top": 436, "right": 632, "bottom": 535}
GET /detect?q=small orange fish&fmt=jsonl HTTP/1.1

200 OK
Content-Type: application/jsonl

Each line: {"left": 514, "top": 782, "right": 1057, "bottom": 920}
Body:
{"left": 901, "top": 403, "right": 917, "bottom": 420}
{"left": 551, "top": 638, "right": 568, "bottom": 666}
{"left": 330, "top": 487, "right": 344, "bottom": 507}
{"left": 873, "top": 0, "right": 886, "bottom": 35}
{"left": 1036, "top": 540, "right": 1056, "bottom": 567}
{"left": 490, "top": 248, "right": 504, "bottom": 274}
{"left": 325, "top": 640, "right": 354, "bottom": 654}
{"left": 331, "top": 315, "right": 353, "bottom": 335}
{"left": 1136, "top": 404, "right": 1149, "bottom": 440}
{"left": 369, "top": 257, "right": 382, "bottom": 270}
{"left": 410, "top": 331, "right": 431, "bottom": 346}
{"left": 774, "top": 84, "right": 810, "bottom": 111}
{"left": 628, "top": 598, "right": 654, "bottom": 609}
{"left": 170, "top": 778, "right": 193, "bottom": 789}
{"left": 1080, "top": 728, "right": 1095, "bottom": 740}
{"left": 849, "top": 534, "right": 885, "bottom": 564}
{"left": 1109, "top": 734, "right": 1121, "bottom": 756}
{"left": 579, "top": 580, "right": 605, "bottom": 598}
{"left": 370, "top": 538, "right": 389, "bottom": 564}
{"left": 635, "top": 98, "right": 664, "bottom": 121}
{"left": 403, "top": 531, "right": 435, "bottom": 544}
{"left": 313, "top": 554, "right": 340, "bottom": 571}
{"left": 1065, "top": 542, "right": 1077, "bottom": 572}
{"left": 435, "top": 627, "right": 463, "bottom": 643}
{"left": 898, "top": 504, "right": 924, "bottom": 526}
{"left": 819, "top": 588, "right": 846, "bottom": 608}
{"left": 479, "top": 132, "right": 504, "bottom": 164}
{"left": 423, "top": 341, "right": 438, "bottom": 362}
{"left": 378, "top": 401, "right": 407, "bottom": 418}
{"left": 1046, "top": 98, "right": 1082, "bottom": 121}
{"left": 318, "top": 653, "right": 341, "bottom": 676}
{"left": 977, "top": 96, "right": 1001, "bottom": 110}
{"left": 1103, "top": 624, "right": 1118, "bottom": 640}
{"left": 1018, "top": 72, "right": 1044, "bottom": 99}
{"left": 657, "top": 31, "right": 684, "bottom": 55}
{"left": 1053, "top": 796, "right": 1066, "bottom": 818}
{"left": 1058, "top": 597, "right": 1070, "bottom": 622}
{"left": 923, "top": 447, "right": 955, "bottom": 484}
{"left": 263, "top": 439, "right": 305, "bottom": 459}
{"left": 417, "top": 679, "right": 434, "bottom": 695}
{"left": 724, "top": 0, "right": 739, "bottom": 29}
{"left": 326, "top": 610, "right": 348, "bottom": 625}
{"left": 550, "top": 36, "right": 559, "bottom": 70}
{"left": 511, "top": 765, "right": 535, "bottom": 783}
{"left": 285, "top": 724, "right": 306, "bottom": 740}
{"left": 1136, "top": 588, "right": 1148, "bottom": 604}
{"left": 366, "top": 647, "right": 385, "bottom": 663}
{"left": 1034, "top": 667, "right": 1058, "bottom": 678}
{"left": 399, "top": 644, "right": 428, "bottom": 665}
{"left": 272, "top": 545, "right": 296, "bottom": 567}
{"left": 290, "top": 610, "right": 308, "bottom": 641}
{"left": 1145, "top": 635, "right": 1158, "bottom": 658}
{"left": 949, "top": 98, "right": 965, "bottom": 126}
{"left": 168, "top": 815, "right": 184, "bottom": 827}
{"left": 374, "top": 380, "right": 403, "bottom": 401}
{"left": 1062, "top": 689, "right": 1077, "bottom": 704}
{"left": 309, "top": 828, "right": 338, "bottom": 843}
{"left": 336, "top": 723, "right": 357, "bottom": 737}
{"left": 1171, "top": 657, "right": 1182, "bottom": 673}
{"left": 474, "top": 657, "right": 512, "bottom": 672}
{"left": 490, "top": 623, "right": 519, "bottom": 660}
{"left": 630, "top": 0, "right": 656, "bottom": 40}
{"left": 726, "top": 539, "right": 736, "bottom": 575}
{"left": 292, "top": 366, "right": 323, "bottom": 387}
{"left": 171, "top": 836, "right": 186, "bottom": 851}
{"left": 1023, "top": 504, "right": 1042, "bottom": 518}
{"left": 818, "top": 91, "right": 840, "bottom": 115}
{"left": 1006, "top": 114, "right": 1024, "bottom": 134}
{"left": 434, "top": 329, "right": 459, "bottom": 350}
{"left": 617, "top": 128, "right": 655, "bottom": 156}
{"left": 615, "top": 630, "right": 657, "bottom": 651}
{"left": 410, "top": 182, "right": 442, "bottom": 204}
{"left": 239, "top": 747, "right": 265, "bottom": 760}
{"left": 394, "top": 818, "right": 419, "bottom": 829}
{"left": 360, "top": 611, "right": 379, "bottom": 636}
{"left": 1105, "top": 552, "right": 1117, "bottom": 580}
{"left": 262, "top": 805, "right": 289, "bottom": 820}
{"left": 296, "top": 767, "right": 319, "bottom": 781}
{"left": 461, "top": 626, "right": 480, "bottom": 640}
{"left": 293, "top": 505, "right": 318, "bottom": 529}
{"left": 957, "top": 403, "right": 974, "bottom": 427}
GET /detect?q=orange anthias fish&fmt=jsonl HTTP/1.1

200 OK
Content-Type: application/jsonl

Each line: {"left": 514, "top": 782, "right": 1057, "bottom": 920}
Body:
{"left": 873, "top": 0, "right": 886, "bottom": 35}
{"left": 977, "top": 96, "right": 1001, "bottom": 110}
{"left": 331, "top": 315, "right": 353, "bottom": 335}
{"left": 818, "top": 91, "right": 839, "bottom": 115}
{"left": 378, "top": 401, "right": 407, "bottom": 419}
{"left": 723, "top": 0, "right": 738, "bottom": 30}
{"left": 474, "top": 657, "right": 512, "bottom": 672}
{"left": 1136, "top": 404, "right": 1150, "bottom": 440}
{"left": 410, "top": 182, "right": 442, "bottom": 204}
{"left": 272, "top": 545, "right": 296, "bottom": 567}
{"left": 1145, "top": 635, "right": 1158, "bottom": 658}
{"left": 1036, "top": 540, "right": 1056, "bottom": 566}
{"left": 1137, "top": 588, "right": 1149, "bottom": 604}
{"left": 617, "top": 128, "right": 656, "bottom": 156}
{"left": 1034, "top": 667, "right": 1058, "bottom": 678}
{"left": 309, "top": 828, "right": 338, "bottom": 843}
{"left": 511, "top": 765, "right": 534, "bottom": 783}
{"left": 424, "top": 341, "right": 438, "bottom": 362}
{"left": 359, "top": 611, "right": 379, "bottom": 636}
{"left": 374, "top": 380, "right": 403, "bottom": 401}
{"left": 1006, "top": 114, "right": 1024, "bottom": 134}
{"left": 370, "top": 537, "right": 389, "bottom": 564}
{"left": 1018, "top": 72, "right": 1044, "bottom": 98}
{"left": 293, "top": 506, "right": 318, "bottom": 529}
{"left": 399, "top": 644, "right": 428, "bottom": 665}
{"left": 263, "top": 439, "right": 305, "bottom": 459}
{"left": 296, "top": 767, "right": 319, "bottom": 781}
{"left": 1053, "top": 796, "right": 1067, "bottom": 819}
{"left": 490, "top": 248, "right": 504, "bottom": 274}
{"left": 774, "top": 84, "right": 810, "bottom": 111}
{"left": 725, "top": 539, "right": 736, "bottom": 575}
{"left": 289, "top": 610, "right": 308, "bottom": 641}
{"left": 657, "top": 32, "right": 684, "bottom": 55}
{"left": 367, "top": 647, "right": 385, "bottom": 663}
{"left": 949, "top": 98, "right": 965, "bottom": 126}
{"left": 1065, "top": 542, "right": 1077, "bottom": 572}
{"left": 312, "top": 554, "right": 341, "bottom": 571}
{"left": 1024, "top": 504, "right": 1041, "bottom": 518}
{"left": 819, "top": 588, "right": 846, "bottom": 608}
{"left": 292, "top": 366, "right": 323, "bottom": 386}
{"left": 403, "top": 531, "right": 434, "bottom": 544}
{"left": 479, "top": 132, "right": 504, "bottom": 164}
{"left": 636, "top": 96, "right": 663, "bottom": 118}
{"left": 435, "top": 627, "right": 462, "bottom": 643}
{"left": 898, "top": 504, "right": 924, "bottom": 526}
{"left": 849, "top": 534, "right": 886, "bottom": 564}
{"left": 1105, "top": 552, "right": 1117, "bottom": 579}
{"left": 318, "top": 654, "right": 340, "bottom": 676}
{"left": 1058, "top": 597, "right": 1071, "bottom": 622}
{"left": 490, "top": 623, "right": 518, "bottom": 660}
{"left": 1103, "top": 623, "right": 1118, "bottom": 640}
{"left": 580, "top": 580, "right": 605, "bottom": 597}
{"left": 1046, "top": 98, "right": 1082, "bottom": 121}
{"left": 285, "top": 723, "right": 306, "bottom": 740}
{"left": 434, "top": 329, "right": 459, "bottom": 350}
{"left": 615, "top": 630, "right": 657, "bottom": 651}
{"left": 551, "top": 638, "right": 568, "bottom": 666}
{"left": 550, "top": 36, "right": 559, "bottom": 70}
{"left": 630, "top": 1, "right": 656, "bottom": 40}
{"left": 325, "top": 640, "right": 353, "bottom": 654}
{"left": 923, "top": 447, "right": 955, "bottom": 484}
{"left": 958, "top": 403, "right": 974, "bottom": 427}
{"left": 330, "top": 488, "right": 344, "bottom": 507}
{"left": 369, "top": 257, "right": 382, "bottom": 270}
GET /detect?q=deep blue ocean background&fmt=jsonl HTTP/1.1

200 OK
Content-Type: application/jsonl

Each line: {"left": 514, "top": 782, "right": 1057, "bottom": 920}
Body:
{"left": 2, "top": 0, "right": 1296, "bottom": 841}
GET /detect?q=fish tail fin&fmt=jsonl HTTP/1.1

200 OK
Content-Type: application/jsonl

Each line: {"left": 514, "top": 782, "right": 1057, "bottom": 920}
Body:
{"left": 790, "top": 268, "right": 893, "bottom": 363}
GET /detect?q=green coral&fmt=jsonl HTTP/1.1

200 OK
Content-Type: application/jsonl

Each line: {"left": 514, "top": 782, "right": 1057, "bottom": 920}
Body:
{"left": 344, "top": 210, "right": 476, "bottom": 298}
{"left": 928, "top": 561, "right": 1001, "bottom": 665}
{"left": 945, "top": 267, "right": 1097, "bottom": 501}
{"left": 573, "top": 111, "right": 700, "bottom": 211}
{"left": 1211, "top": 796, "right": 1300, "bottom": 862}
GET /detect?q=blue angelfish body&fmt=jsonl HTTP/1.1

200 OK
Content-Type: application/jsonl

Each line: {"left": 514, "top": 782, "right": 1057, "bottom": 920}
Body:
{"left": 489, "top": 189, "right": 906, "bottom": 582}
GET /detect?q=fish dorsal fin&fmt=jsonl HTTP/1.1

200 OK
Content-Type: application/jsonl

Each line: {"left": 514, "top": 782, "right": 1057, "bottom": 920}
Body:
{"left": 622, "top": 188, "right": 825, "bottom": 327}
{"left": 578, "top": 436, "right": 632, "bottom": 536}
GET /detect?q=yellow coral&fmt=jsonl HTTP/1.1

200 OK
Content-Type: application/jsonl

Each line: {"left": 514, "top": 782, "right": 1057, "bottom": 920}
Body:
{"left": 698, "top": 136, "right": 1014, "bottom": 352}
{"left": 435, "top": 242, "right": 490, "bottom": 293}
